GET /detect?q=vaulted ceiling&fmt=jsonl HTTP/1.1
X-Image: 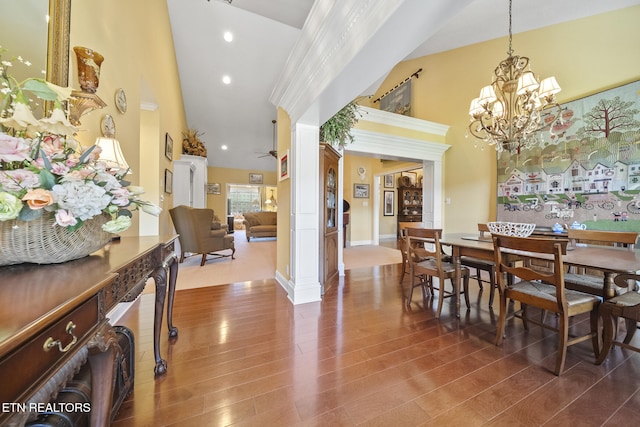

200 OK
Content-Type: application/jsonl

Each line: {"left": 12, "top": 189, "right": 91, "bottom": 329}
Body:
{"left": 167, "top": 0, "right": 640, "bottom": 172}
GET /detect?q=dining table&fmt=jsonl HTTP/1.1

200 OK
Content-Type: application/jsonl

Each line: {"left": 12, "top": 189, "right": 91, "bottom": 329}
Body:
{"left": 441, "top": 233, "right": 640, "bottom": 317}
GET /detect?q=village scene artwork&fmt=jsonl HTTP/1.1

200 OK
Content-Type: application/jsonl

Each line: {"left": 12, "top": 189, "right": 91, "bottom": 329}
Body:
{"left": 497, "top": 80, "right": 640, "bottom": 231}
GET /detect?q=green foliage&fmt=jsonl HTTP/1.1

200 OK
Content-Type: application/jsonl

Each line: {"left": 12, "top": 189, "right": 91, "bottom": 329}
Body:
{"left": 320, "top": 101, "right": 361, "bottom": 149}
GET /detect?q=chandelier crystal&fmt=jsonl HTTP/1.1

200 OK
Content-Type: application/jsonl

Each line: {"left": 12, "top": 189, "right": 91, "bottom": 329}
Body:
{"left": 468, "top": 0, "right": 562, "bottom": 154}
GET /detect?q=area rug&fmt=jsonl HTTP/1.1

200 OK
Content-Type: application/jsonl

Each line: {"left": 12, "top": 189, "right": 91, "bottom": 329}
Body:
{"left": 343, "top": 244, "right": 402, "bottom": 270}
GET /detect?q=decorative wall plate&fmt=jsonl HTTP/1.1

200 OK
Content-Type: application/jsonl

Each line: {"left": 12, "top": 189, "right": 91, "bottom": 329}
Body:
{"left": 101, "top": 114, "right": 116, "bottom": 137}
{"left": 115, "top": 88, "right": 127, "bottom": 113}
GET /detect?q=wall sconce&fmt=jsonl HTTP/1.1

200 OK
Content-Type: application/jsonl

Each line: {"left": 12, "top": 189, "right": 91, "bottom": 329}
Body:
{"left": 68, "top": 46, "right": 106, "bottom": 126}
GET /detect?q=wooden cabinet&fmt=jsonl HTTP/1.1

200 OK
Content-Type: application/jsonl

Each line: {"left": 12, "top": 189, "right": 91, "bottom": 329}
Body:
{"left": 397, "top": 186, "right": 422, "bottom": 236}
{"left": 319, "top": 143, "right": 341, "bottom": 291}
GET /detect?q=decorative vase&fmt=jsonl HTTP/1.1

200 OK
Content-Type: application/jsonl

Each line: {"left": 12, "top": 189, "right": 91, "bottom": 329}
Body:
{"left": 0, "top": 213, "right": 112, "bottom": 266}
{"left": 73, "top": 46, "right": 104, "bottom": 93}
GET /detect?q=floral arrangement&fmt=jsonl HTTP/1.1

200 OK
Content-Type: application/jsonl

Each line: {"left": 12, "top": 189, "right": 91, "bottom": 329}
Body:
{"left": 182, "top": 128, "right": 207, "bottom": 157}
{"left": 0, "top": 48, "right": 160, "bottom": 234}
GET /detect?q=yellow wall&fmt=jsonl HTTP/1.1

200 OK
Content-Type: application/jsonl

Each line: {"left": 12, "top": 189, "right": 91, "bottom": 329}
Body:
{"left": 276, "top": 108, "right": 291, "bottom": 280}
{"left": 205, "top": 167, "right": 278, "bottom": 218}
{"left": 370, "top": 5, "right": 640, "bottom": 233}
{"left": 70, "top": 0, "right": 187, "bottom": 237}
{"left": 343, "top": 155, "right": 421, "bottom": 242}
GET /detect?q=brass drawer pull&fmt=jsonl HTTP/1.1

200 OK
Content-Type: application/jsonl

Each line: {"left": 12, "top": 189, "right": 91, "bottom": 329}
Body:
{"left": 43, "top": 321, "right": 78, "bottom": 353}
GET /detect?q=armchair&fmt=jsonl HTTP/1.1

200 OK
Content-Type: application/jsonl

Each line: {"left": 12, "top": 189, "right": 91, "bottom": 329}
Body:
{"left": 169, "top": 205, "right": 235, "bottom": 266}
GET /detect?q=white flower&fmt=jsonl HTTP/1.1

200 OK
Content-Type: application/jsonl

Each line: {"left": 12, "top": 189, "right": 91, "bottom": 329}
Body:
{"left": 51, "top": 181, "right": 112, "bottom": 220}
{"left": 141, "top": 202, "right": 162, "bottom": 216}
{"left": 39, "top": 104, "right": 77, "bottom": 136}
{"left": 0, "top": 192, "right": 23, "bottom": 220}
{"left": 0, "top": 102, "right": 42, "bottom": 133}
{"left": 102, "top": 216, "right": 132, "bottom": 233}
{"left": 127, "top": 186, "right": 145, "bottom": 195}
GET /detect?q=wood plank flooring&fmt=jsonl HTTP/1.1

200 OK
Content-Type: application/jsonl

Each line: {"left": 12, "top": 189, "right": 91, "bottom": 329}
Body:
{"left": 112, "top": 250, "right": 640, "bottom": 426}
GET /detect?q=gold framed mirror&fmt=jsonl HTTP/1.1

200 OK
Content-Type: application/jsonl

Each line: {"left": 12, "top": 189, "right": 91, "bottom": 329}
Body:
{"left": 0, "top": 0, "right": 70, "bottom": 87}
{"left": 47, "top": 0, "right": 71, "bottom": 87}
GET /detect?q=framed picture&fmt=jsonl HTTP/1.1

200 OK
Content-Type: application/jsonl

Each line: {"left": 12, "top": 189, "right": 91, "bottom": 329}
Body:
{"left": 384, "top": 191, "right": 394, "bottom": 216}
{"left": 354, "top": 183, "right": 369, "bottom": 199}
{"left": 207, "top": 183, "right": 221, "bottom": 195}
{"left": 164, "top": 169, "right": 173, "bottom": 194}
{"left": 279, "top": 149, "right": 290, "bottom": 181}
{"left": 164, "top": 133, "right": 173, "bottom": 161}
{"left": 384, "top": 174, "right": 394, "bottom": 188}
{"left": 249, "top": 173, "right": 263, "bottom": 184}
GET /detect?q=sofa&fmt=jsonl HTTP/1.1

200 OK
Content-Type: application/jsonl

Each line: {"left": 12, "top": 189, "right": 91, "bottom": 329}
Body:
{"left": 242, "top": 211, "right": 277, "bottom": 241}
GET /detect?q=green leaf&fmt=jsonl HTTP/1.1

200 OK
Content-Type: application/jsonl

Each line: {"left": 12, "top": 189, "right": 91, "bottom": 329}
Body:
{"left": 78, "top": 145, "right": 96, "bottom": 164}
{"left": 118, "top": 209, "right": 133, "bottom": 218}
{"left": 38, "top": 168, "right": 56, "bottom": 189}
{"left": 17, "top": 205, "right": 43, "bottom": 221}
{"left": 22, "top": 79, "right": 58, "bottom": 101}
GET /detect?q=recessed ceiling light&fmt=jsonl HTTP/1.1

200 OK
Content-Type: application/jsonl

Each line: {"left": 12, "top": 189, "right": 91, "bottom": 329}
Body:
{"left": 223, "top": 31, "right": 233, "bottom": 42}
{"left": 221, "top": 145, "right": 228, "bottom": 150}
{"left": 222, "top": 75, "right": 231, "bottom": 84}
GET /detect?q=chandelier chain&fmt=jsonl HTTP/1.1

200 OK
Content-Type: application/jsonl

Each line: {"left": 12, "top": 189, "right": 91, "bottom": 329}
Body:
{"left": 508, "top": 0, "right": 513, "bottom": 56}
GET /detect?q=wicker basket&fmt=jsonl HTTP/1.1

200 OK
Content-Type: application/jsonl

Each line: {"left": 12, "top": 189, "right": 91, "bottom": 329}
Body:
{"left": 0, "top": 213, "right": 113, "bottom": 266}
{"left": 487, "top": 221, "right": 536, "bottom": 237}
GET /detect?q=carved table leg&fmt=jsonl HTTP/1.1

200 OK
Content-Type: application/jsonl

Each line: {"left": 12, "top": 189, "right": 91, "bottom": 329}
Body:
{"left": 87, "top": 322, "right": 119, "bottom": 426}
{"left": 151, "top": 264, "right": 168, "bottom": 377}
{"left": 166, "top": 252, "right": 179, "bottom": 339}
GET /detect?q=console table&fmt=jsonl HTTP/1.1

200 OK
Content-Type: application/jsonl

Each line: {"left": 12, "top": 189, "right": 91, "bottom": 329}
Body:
{"left": 0, "top": 235, "right": 178, "bottom": 426}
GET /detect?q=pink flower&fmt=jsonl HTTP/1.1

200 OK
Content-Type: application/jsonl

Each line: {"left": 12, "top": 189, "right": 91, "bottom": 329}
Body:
{"left": 0, "top": 169, "right": 40, "bottom": 191}
{"left": 110, "top": 187, "right": 131, "bottom": 206}
{"left": 41, "top": 134, "right": 66, "bottom": 158}
{"left": 0, "top": 132, "right": 32, "bottom": 162}
{"left": 55, "top": 209, "right": 78, "bottom": 227}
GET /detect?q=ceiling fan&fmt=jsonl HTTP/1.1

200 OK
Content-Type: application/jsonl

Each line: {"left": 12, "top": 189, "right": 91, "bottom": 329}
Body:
{"left": 257, "top": 120, "right": 278, "bottom": 159}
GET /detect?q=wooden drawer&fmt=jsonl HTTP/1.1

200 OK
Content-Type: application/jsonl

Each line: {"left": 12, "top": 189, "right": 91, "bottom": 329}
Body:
{"left": 0, "top": 294, "right": 100, "bottom": 404}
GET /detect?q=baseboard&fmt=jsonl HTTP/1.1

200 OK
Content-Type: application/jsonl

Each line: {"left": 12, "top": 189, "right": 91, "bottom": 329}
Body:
{"left": 379, "top": 234, "right": 397, "bottom": 241}
{"left": 349, "top": 240, "right": 374, "bottom": 246}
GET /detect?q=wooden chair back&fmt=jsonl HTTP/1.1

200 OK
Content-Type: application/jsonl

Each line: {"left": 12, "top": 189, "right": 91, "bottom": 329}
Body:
{"left": 568, "top": 229, "right": 638, "bottom": 250}
{"left": 492, "top": 235, "right": 568, "bottom": 311}
{"left": 478, "top": 223, "right": 490, "bottom": 239}
{"left": 405, "top": 228, "right": 443, "bottom": 266}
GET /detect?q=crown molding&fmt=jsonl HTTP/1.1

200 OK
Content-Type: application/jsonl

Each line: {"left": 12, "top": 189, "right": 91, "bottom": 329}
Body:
{"left": 347, "top": 128, "right": 450, "bottom": 161}
{"left": 358, "top": 106, "right": 449, "bottom": 136}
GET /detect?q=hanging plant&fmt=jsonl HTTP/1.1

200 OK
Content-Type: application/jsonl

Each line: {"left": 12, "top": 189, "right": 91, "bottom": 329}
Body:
{"left": 320, "top": 101, "right": 361, "bottom": 149}
{"left": 182, "top": 128, "right": 207, "bottom": 157}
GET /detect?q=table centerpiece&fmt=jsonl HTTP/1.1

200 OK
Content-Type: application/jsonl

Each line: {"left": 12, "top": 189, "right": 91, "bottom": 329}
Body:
{"left": 0, "top": 49, "right": 160, "bottom": 265}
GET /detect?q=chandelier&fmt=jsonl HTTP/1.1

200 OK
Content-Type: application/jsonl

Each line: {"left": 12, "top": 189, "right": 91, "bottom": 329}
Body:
{"left": 468, "top": 0, "right": 562, "bottom": 154}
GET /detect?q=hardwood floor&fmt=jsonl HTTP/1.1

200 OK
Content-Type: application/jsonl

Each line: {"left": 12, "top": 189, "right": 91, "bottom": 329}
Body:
{"left": 112, "top": 254, "right": 640, "bottom": 426}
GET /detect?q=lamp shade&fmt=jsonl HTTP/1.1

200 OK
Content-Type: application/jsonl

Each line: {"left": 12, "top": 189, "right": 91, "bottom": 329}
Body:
{"left": 539, "top": 76, "right": 561, "bottom": 98}
{"left": 516, "top": 71, "right": 539, "bottom": 95}
{"left": 478, "top": 85, "right": 497, "bottom": 105}
{"left": 95, "top": 137, "right": 131, "bottom": 173}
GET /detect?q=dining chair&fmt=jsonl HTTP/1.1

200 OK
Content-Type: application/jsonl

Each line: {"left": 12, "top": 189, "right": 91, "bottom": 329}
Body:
{"left": 564, "top": 229, "right": 638, "bottom": 298}
{"left": 398, "top": 223, "right": 433, "bottom": 283}
{"left": 595, "top": 273, "right": 640, "bottom": 364}
{"left": 405, "top": 228, "right": 470, "bottom": 318}
{"left": 461, "top": 223, "right": 497, "bottom": 307}
{"left": 492, "top": 234, "right": 600, "bottom": 376}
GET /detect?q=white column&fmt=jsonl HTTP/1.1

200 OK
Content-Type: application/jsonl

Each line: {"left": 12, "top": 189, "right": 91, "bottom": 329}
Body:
{"left": 286, "top": 123, "right": 322, "bottom": 304}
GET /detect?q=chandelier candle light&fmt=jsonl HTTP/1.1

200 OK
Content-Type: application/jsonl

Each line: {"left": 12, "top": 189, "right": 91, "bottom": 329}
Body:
{"left": 468, "top": 0, "right": 562, "bottom": 154}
